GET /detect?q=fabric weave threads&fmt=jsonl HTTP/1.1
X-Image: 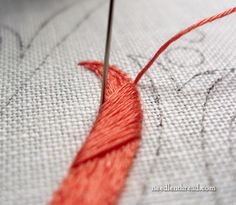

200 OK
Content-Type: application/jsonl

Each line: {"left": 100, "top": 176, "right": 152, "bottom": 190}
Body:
{"left": 49, "top": 61, "right": 143, "bottom": 205}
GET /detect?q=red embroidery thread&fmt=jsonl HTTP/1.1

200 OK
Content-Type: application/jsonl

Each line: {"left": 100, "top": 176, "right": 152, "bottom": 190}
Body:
{"left": 50, "top": 61, "right": 142, "bottom": 205}
{"left": 50, "top": 7, "right": 235, "bottom": 205}
{"left": 134, "top": 7, "right": 236, "bottom": 84}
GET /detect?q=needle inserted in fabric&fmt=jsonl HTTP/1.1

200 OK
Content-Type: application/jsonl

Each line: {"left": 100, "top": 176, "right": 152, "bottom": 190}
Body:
{"left": 101, "top": 0, "right": 115, "bottom": 105}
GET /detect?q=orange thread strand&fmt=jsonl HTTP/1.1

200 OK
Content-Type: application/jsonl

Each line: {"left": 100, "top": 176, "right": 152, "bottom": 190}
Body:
{"left": 50, "top": 61, "right": 142, "bottom": 205}
{"left": 134, "top": 7, "right": 236, "bottom": 84}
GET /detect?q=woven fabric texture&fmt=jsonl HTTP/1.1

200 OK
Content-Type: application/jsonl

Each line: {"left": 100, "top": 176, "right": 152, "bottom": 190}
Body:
{"left": 0, "top": 0, "right": 236, "bottom": 204}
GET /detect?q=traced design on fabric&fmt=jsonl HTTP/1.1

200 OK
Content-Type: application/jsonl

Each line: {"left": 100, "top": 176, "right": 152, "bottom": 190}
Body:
{"left": 127, "top": 54, "right": 180, "bottom": 90}
{"left": 200, "top": 68, "right": 236, "bottom": 205}
{"left": 0, "top": 0, "right": 106, "bottom": 117}
{"left": 164, "top": 47, "right": 205, "bottom": 67}
{"left": 181, "top": 29, "right": 205, "bottom": 43}
{"left": 25, "top": 0, "right": 80, "bottom": 51}
{"left": 178, "top": 70, "right": 215, "bottom": 91}
{"left": 0, "top": 24, "right": 23, "bottom": 57}
{"left": 229, "top": 114, "right": 236, "bottom": 161}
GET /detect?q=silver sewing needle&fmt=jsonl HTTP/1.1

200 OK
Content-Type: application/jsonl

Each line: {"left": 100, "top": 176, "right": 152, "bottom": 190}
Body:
{"left": 101, "top": 0, "right": 115, "bottom": 105}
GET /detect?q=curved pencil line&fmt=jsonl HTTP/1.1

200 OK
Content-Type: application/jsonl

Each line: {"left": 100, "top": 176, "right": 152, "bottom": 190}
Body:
{"left": 127, "top": 54, "right": 180, "bottom": 88}
{"left": 229, "top": 114, "right": 236, "bottom": 161}
{"left": 179, "top": 68, "right": 236, "bottom": 91}
{"left": 200, "top": 68, "right": 236, "bottom": 204}
{"left": 164, "top": 46, "right": 205, "bottom": 68}
{"left": 0, "top": 24, "right": 23, "bottom": 55}
{"left": 178, "top": 70, "right": 216, "bottom": 91}
{"left": 182, "top": 29, "right": 205, "bottom": 43}
{"left": 25, "top": 0, "right": 81, "bottom": 51}
{"left": 0, "top": 0, "right": 106, "bottom": 117}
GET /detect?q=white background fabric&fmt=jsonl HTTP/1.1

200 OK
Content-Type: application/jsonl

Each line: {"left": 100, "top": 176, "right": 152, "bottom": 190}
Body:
{"left": 0, "top": 0, "right": 236, "bottom": 204}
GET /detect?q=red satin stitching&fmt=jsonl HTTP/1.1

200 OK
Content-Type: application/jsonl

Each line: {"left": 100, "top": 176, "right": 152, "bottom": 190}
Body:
{"left": 49, "top": 61, "right": 142, "bottom": 205}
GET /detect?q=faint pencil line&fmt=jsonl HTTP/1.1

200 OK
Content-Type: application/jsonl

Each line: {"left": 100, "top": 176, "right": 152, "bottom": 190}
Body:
{"left": 0, "top": 24, "right": 23, "bottom": 57}
{"left": 182, "top": 29, "right": 205, "bottom": 43}
{"left": 0, "top": 0, "right": 106, "bottom": 117}
{"left": 164, "top": 46, "right": 205, "bottom": 68}
{"left": 127, "top": 54, "right": 180, "bottom": 90}
{"left": 178, "top": 70, "right": 216, "bottom": 91}
{"left": 228, "top": 114, "right": 236, "bottom": 161}
{"left": 200, "top": 68, "right": 235, "bottom": 205}
{"left": 25, "top": 0, "right": 80, "bottom": 51}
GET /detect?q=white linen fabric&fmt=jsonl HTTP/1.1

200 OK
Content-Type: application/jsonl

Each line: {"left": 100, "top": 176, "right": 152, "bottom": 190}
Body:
{"left": 0, "top": 0, "right": 236, "bottom": 204}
